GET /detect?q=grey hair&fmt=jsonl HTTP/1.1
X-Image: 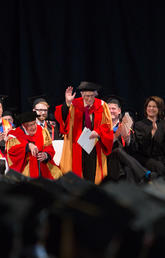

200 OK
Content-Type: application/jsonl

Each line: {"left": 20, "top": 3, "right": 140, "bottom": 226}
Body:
{"left": 81, "top": 90, "right": 98, "bottom": 97}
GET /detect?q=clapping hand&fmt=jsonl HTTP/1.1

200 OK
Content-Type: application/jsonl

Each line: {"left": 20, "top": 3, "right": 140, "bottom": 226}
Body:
{"left": 152, "top": 121, "right": 157, "bottom": 137}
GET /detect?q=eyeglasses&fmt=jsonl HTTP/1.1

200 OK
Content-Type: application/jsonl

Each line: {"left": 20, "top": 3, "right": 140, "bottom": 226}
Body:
{"left": 35, "top": 109, "right": 48, "bottom": 112}
{"left": 84, "top": 94, "right": 95, "bottom": 98}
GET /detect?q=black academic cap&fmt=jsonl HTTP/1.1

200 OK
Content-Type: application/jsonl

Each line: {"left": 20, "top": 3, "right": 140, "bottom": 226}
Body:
{"left": 77, "top": 81, "right": 102, "bottom": 92}
{"left": 28, "top": 172, "right": 94, "bottom": 204}
{"left": 142, "top": 178, "right": 165, "bottom": 238}
{"left": 5, "top": 169, "right": 30, "bottom": 183}
{"left": 50, "top": 183, "right": 133, "bottom": 252}
{"left": 2, "top": 106, "right": 19, "bottom": 117}
{"left": 106, "top": 94, "right": 125, "bottom": 108}
{"left": 16, "top": 111, "right": 38, "bottom": 124}
{"left": 54, "top": 171, "right": 94, "bottom": 196}
{"left": 0, "top": 194, "right": 33, "bottom": 257}
{"left": 0, "top": 175, "right": 18, "bottom": 191}
{"left": 143, "top": 178, "right": 165, "bottom": 204}
{"left": 29, "top": 176, "right": 68, "bottom": 200}
{"left": 28, "top": 94, "right": 49, "bottom": 109}
{"left": 8, "top": 180, "right": 55, "bottom": 211}
{"left": 101, "top": 181, "right": 165, "bottom": 232}
{"left": 2, "top": 110, "right": 13, "bottom": 117}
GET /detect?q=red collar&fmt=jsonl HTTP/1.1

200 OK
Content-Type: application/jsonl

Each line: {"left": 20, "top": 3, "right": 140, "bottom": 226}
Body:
{"left": 72, "top": 97, "right": 102, "bottom": 114}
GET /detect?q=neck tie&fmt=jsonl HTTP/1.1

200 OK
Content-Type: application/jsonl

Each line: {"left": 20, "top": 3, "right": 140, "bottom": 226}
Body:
{"left": 84, "top": 106, "right": 92, "bottom": 130}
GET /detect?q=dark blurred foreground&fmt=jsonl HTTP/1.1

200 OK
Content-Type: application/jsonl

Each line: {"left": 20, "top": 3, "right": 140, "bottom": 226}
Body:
{"left": 1, "top": 170, "right": 165, "bottom": 258}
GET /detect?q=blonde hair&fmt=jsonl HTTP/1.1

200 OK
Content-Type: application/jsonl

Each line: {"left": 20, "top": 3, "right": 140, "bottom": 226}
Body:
{"left": 35, "top": 101, "right": 49, "bottom": 108}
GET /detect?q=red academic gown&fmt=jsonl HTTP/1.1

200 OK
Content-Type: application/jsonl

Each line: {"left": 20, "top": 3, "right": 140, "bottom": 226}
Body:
{"left": 55, "top": 97, "right": 113, "bottom": 184}
{"left": 6, "top": 125, "right": 62, "bottom": 179}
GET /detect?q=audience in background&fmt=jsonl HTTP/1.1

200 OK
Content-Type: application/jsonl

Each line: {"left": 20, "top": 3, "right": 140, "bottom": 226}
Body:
{"left": 6, "top": 111, "right": 62, "bottom": 179}
{"left": 106, "top": 96, "right": 150, "bottom": 184}
{"left": 130, "top": 96, "right": 165, "bottom": 178}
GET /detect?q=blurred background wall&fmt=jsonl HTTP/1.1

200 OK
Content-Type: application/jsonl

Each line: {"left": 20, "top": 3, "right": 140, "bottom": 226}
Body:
{"left": 0, "top": 0, "right": 164, "bottom": 118}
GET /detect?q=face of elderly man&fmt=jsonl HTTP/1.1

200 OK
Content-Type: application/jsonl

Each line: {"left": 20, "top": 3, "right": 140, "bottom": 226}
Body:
{"left": 23, "top": 120, "right": 37, "bottom": 136}
{"left": 81, "top": 91, "right": 97, "bottom": 106}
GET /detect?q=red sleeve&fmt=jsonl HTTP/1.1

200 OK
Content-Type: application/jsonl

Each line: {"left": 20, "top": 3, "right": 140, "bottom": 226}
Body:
{"left": 7, "top": 136, "right": 28, "bottom": 172}
{"left": 94, "top": 102, "right": 114, "bottom": 156}
{"left": 54, "top": 104, "right": 70, "bottom": 134}
{"left": 95, "top": 125, "right": 114, "bottom": 155}
{"left": 43, "top": 144, "right": 55, "bottom": 160}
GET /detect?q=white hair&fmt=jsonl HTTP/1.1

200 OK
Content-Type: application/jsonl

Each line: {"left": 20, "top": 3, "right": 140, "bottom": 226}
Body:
{"left": 80, "top": 90, "right": 98, "bottom": 97}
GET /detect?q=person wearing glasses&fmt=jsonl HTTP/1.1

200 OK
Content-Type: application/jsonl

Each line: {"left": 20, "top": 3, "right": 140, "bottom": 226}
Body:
{"left": 32, "top": 96, "right": 62, "bottom": 140}
{"left": 6, "top": 111, "right": 62, "bottom": 179}
{"left": 54, "top": 81, "right": 113, "bottom": 184}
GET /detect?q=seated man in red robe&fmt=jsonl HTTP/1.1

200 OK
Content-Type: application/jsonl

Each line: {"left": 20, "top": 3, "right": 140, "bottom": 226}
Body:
{"left": 6, "top": 111, "right": 62, "bottom": 179}
{"left": 55, "top": 81, "right": 113, "bottom": 184}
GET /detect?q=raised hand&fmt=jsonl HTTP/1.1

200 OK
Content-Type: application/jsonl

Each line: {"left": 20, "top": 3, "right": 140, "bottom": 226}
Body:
{"left": 65, "top": 86, "right": 76, "bottom": 107}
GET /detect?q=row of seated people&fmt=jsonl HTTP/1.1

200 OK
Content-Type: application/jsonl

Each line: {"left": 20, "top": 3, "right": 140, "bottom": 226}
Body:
{"left": 0, "top": 96, "right": 63, "bottom": 178}
{"left": 0, "top": 82, "right": 165, "bottom": 184}
{"left": 107, "top": 95, "right": 165, "bottom": 183}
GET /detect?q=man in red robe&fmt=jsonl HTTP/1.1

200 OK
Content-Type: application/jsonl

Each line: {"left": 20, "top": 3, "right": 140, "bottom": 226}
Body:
{"left": 55, "top": 81, "right": 113, "bottom": 184}
{"left": 6, "top": 111, "right": 62, "bottom": 179}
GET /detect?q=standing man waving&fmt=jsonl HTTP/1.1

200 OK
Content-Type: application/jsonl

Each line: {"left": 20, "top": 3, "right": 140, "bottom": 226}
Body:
{"left": 55, "top": 82, "right": 113, "bottom": 184}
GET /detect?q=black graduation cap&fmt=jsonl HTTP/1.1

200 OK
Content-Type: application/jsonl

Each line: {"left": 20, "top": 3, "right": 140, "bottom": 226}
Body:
{"left": 29, "top": 176, "right": 68, "bottom": 200}
{"left": 2, "top": 105, "right": 19, "bottom": 117}
{"left": 50, "top": 182, "right": 134, "bottom": 254}
{"left": 2, "top": 110, "right": 13, "bottom": 117}
{"left": 141, "top": 178, "right": 165, "bottom": 244}
{"left": 5, "top": 169, "right": 30, "bottom": 183}
{"left": 7, "top": 180, "right": 55, "bottom": 212}
{"left": 106, "top": 94, "right": 125, "bottom": 109}
{"left": 143, "top": 178, "right": 165, "bottom": 204}
{"left": 105, "top": 94, "right": 141, "bottom": 121}
{"left": 15, "top": 111, "right": 38, "bottom": 124}
{"left": 101, "top": 181, "right": 165, "bottom": 232}
{"left": 77, "top": 81, "right": 102, "bottom": 92}
{"left": 0, "top": 193, "right": 33, "bottom": 257}
{"left": 2, "top": 181, "right": 54, "bottom": 256}
{"left": 27, "top": 172, "right": 94, "bottom": 205}
{"left": 0, "top": 174, "right": 20, "bottom": 192}
{"left": 28, "top": 94, "right": 49, "bottom": 109}
{"left": 53, "top": 171, "right": 94, "bottom": 196}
